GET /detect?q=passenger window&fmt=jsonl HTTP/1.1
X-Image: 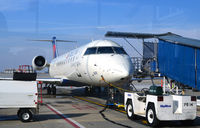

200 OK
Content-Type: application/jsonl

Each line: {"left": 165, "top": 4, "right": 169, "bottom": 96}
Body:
{"left": 97, "top": 47, "right": 114, "bottom": 54}
{"left": 84, "top": 47, "right": 97, "bottom": 55}
{"left": 113, "top": 47, "right": 127, "bottom": 55}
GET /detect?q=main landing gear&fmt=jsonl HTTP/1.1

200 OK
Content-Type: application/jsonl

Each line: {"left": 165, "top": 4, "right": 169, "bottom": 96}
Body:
{"left": 47, "top": 84, "right": 56, "bottom": 95}
{"left": 84, "top": 86, "right": 102, "bottom": 96}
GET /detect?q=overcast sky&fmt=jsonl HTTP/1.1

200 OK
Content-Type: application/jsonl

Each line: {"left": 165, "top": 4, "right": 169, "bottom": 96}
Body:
{"left": 0, "top": 0, "right": 200, "bottom": 71}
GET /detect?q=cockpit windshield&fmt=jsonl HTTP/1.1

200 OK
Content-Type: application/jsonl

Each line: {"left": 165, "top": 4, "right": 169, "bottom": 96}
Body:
{"left": 84, "top": 47, "right": 97, "bottom": 55}
{"left": 97, "top": 47, "right": 114, "bottom": 54}
{"left": 113, "top": 47, "right": 127, "bottom": 55}
{"left": 84, "top": 46, "right": 127, "bottom": 55}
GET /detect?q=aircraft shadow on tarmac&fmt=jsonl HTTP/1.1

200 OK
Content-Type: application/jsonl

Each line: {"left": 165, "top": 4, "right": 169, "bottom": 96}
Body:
{"left": 55, "top": 101, "right": 73, "bottom": 104}
{"left": 33, "top": 113, "right": 89, "bottom": 122}
{"left": 0, "top": 113, "right": 89, "bottom": 122}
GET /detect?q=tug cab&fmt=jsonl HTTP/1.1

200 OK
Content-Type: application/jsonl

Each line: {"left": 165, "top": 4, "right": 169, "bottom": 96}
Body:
{"left": 124, "top": 85, "right": 197, "bottom": 127}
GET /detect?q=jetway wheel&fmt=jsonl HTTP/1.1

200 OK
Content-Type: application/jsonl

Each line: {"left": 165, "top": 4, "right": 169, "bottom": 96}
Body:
{"left": 18, "top": 109, "right": 33, "bottom": 122}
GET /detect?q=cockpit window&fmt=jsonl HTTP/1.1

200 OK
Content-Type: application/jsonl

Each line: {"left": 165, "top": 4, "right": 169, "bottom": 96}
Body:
{"left": 84, "top": 46, "right": 127, "bottom": 55}
{"left": 113, "top": 47, "right": 127, "bottom": 55}
{"left": 84, "top": 47, "right": 97, "bottom": 55}
{"left": 97, "top": 47, "right": 114, "bottom": 54}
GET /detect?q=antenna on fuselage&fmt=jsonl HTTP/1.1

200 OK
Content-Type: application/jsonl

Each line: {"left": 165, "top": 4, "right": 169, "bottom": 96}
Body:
{"left": 30, "top": 37, "right": 76, "bottom": 59}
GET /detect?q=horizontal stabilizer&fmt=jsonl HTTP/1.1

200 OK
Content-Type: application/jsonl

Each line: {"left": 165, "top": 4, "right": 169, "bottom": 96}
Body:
{"left": 29, "top": 37, "right": 76, "bottom": 59}
{"left": 30, "top": 39, "right": 76, "bottom": 42}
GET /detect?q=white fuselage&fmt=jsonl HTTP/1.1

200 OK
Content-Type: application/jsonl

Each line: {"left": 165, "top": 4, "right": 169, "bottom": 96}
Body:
{"left": 49, "top": 40, "right": 133, "bottom": 87}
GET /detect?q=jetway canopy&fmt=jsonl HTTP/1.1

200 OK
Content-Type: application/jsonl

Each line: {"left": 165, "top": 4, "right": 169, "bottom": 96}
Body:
{"left": 158, "top": 34, "right": 200, "bottom": 49}
{"left": 105, "top": 31, "right": 174, "bottom": 39}
{"left": 105, "top": 31, "right": 200, "bottom": 48}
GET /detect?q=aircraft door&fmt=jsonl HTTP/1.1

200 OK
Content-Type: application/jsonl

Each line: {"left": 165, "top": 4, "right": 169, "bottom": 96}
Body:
{"left": 86, "top": 55, "right": 104, "bottom": 86}
{"left": 77, "top": 54, "right": 92, "bottom": 84}
{"left": 80, "top": 47, "right": 102, "bottom": 85}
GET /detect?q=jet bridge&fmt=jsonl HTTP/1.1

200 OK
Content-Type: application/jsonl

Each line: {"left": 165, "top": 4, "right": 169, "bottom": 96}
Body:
{"left": 105, "top": 31, "right": 200, "bottom": 90}
{"left": 105, "top": 31, "right": 170, "bottom": 78}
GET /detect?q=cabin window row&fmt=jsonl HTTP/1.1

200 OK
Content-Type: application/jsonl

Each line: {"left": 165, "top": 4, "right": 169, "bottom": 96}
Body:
{"left": 84, "top": 47, "right": 127, "bottom": 55}
{"left": 56, "top": 56, "right": 77, "bottom": 66}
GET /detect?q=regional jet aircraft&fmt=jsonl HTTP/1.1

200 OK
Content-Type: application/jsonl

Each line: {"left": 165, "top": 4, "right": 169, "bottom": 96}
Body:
{"left": 32, "top": 37, "right": 133, "bottom": 94}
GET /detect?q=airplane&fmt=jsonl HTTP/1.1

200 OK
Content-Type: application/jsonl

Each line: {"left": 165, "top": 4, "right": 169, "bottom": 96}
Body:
{"left": 32, "top": 37, "right": 134, "bottom": 95}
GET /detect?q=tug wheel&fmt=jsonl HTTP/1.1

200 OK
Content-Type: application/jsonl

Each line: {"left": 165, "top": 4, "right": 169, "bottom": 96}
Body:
{"left": 146, "top": 104, "right": 159, "bottom": 127}
{"left": 126, "top": 100, "right": 136, "bottom": 120}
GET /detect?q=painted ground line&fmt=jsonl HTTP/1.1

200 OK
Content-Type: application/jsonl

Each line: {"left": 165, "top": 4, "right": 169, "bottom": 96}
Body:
{"left": 46, "top": 104, "right": 85, "bottom": 128}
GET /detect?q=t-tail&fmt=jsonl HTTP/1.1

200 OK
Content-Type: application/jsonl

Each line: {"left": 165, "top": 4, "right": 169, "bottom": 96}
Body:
{"left": 31, "top": 37, "right": 76, "bottom": 59}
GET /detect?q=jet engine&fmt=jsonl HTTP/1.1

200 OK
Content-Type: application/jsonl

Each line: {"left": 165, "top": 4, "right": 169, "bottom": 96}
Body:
{"left": 32, "top": 56, "right": 47, "bottom": 70}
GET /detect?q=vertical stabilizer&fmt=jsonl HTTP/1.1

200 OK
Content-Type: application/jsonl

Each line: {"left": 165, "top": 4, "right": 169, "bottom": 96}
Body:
{"left": 52, "top": 37, "right": 58, "bottom": 58}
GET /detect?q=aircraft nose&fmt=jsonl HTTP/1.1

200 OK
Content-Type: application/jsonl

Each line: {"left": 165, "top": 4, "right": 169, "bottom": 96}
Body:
{"left": 115, "top": 65, "right": 132, "bottom": 80}
{"left": 104, "top": 64, "right": 133, "bottom": 83}
{"left": 119, "top": 69, "right": 130, "bottom": 80}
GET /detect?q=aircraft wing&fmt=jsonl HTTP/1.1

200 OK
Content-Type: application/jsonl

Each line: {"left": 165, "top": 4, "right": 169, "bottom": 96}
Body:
{"left": 0, "top": 77, "right": 13, "bottom": 80}
{"left": 0, "top": 77, "right": 86, "bottom": 87}
{"left": 0, "top": 77, "right": 62, "bottom": 83}
{"left": 36, "top": 78, "right": 62, "bottom": 83}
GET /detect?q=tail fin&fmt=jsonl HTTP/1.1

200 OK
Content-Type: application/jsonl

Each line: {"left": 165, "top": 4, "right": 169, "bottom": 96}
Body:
{"left": 52, "top": 37, "right": 57, "bottom": 58}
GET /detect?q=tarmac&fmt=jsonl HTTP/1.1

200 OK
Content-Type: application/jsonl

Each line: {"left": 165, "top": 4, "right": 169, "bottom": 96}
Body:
{"left": 1, "top": 84, "right": 200, "bottom": 128}
{"left": 1, "top": 73, "right": 200, "bottom": 128}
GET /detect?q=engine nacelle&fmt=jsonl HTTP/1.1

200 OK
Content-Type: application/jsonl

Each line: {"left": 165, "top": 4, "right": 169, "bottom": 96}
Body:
{"left": 32, "top": 56, "right": 47, "bottom": 70}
